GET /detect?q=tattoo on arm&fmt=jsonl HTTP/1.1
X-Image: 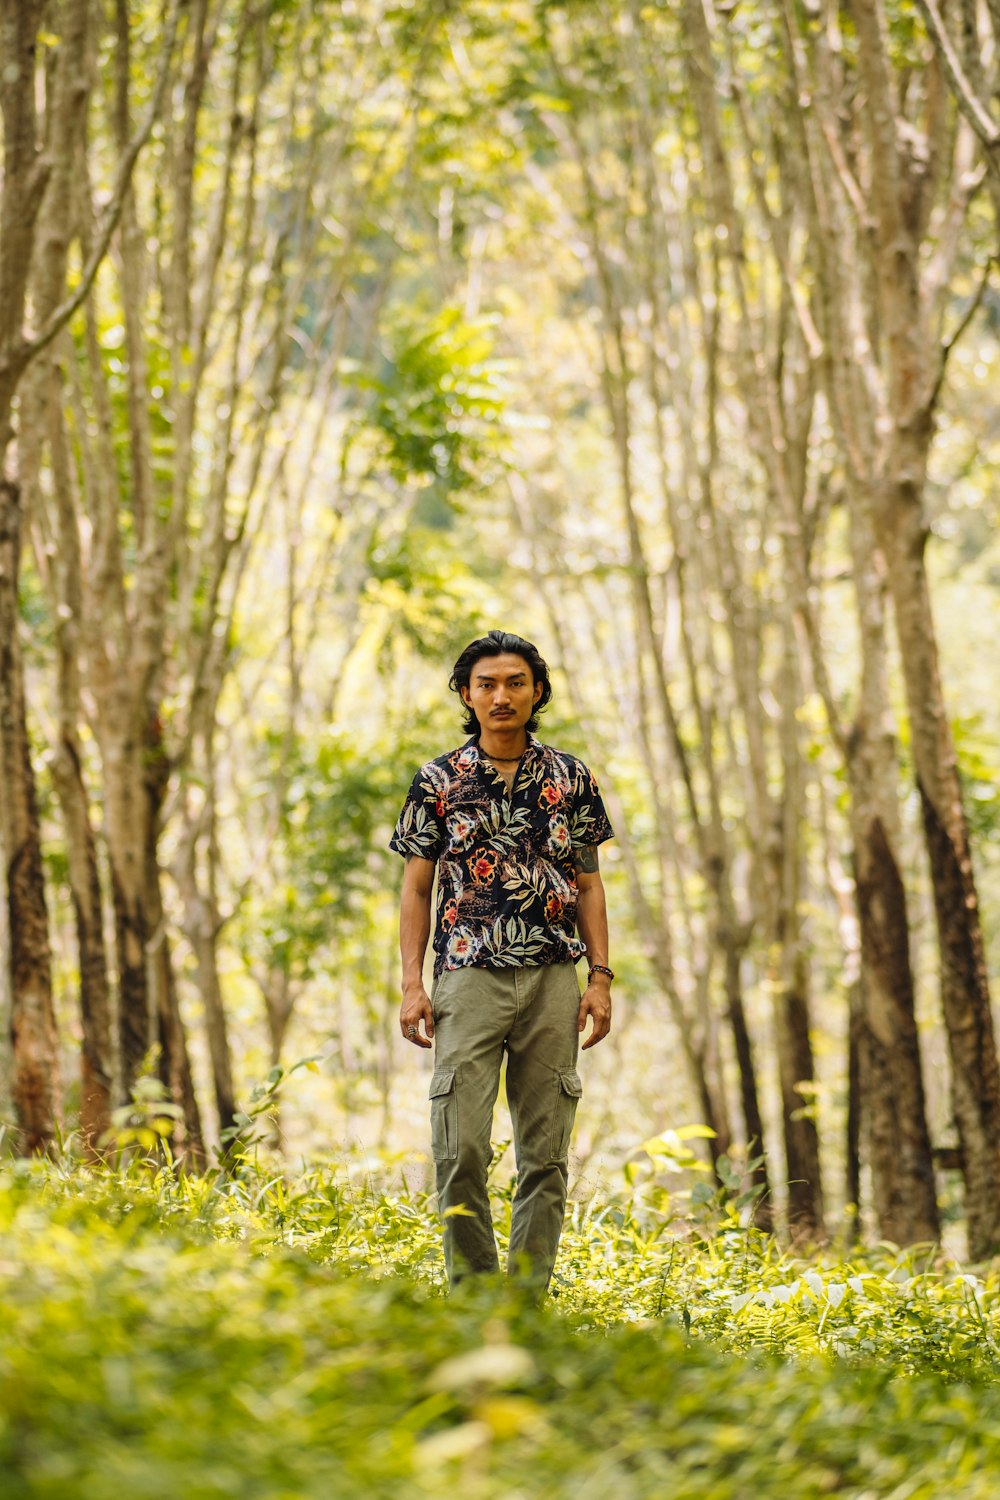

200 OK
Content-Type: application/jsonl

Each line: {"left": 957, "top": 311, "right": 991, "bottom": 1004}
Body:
{"left": 575, "top": 845, "right": 599, "bottom": 875}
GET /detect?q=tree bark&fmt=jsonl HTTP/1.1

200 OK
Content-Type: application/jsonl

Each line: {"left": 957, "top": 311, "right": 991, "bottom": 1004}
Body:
{"left": 50, "top": 732, "right": 114, "bottom": 1147}
{"left": 844, "top": 507, "right": 940, "bottom": 1244}
{"left": 848, "top": 0, "right": 1000, "bottom": 1258}
{"left": 845, "top": 978, "right": 863, "bottom": 1239}
{"left": 176, "top": 755, "right": 237, "bottom": 1144}
{"left": 144, "top": 718, "right": 204, "bottom": 1164}
{"left": 16, "top": 1, "right": 115, "bottom": 1149}
{"left": 773, "top": 620, "right": 824, "bottom": 1240}
{"left": 874, "top": 488, "right": 1000, "bottom": 1255}
{"left": 0, "top": 0, "right": 48, "bottom": 452}
{"left": 0, "top": 479, "right": 60, "bottom": 1152}
{"left": 44, "top": 362, "right": 114, "bottom": 1149}
{"left": 767, "top": 0, "right": 949, "bottom": 1247}
{"left": 100, "top": 706, "right": 154, "bottom": 1095}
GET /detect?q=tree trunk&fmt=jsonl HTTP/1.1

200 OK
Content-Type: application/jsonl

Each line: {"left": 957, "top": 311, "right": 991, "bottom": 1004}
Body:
{"left": 775, "top": 969, "right": 824, "bottom": 1240}
{"left": 0, "top": 0, "right": 47, "bottom": 453}
{"left": 101, "top": 714, "right": 153, "bottom": 1096}
{"left": 49, "top": 734, "right": 113, "bottom": 1149}
{"left": 177, "top": 780, "right": 237, "bottom": 1143}
{"left": 265, "top": 968, "right": 295, "bottom": 1072}
{"left": 721, "top": 938, "right": 773, "bottom": 1228}
{"left": 841, "top": 497, "right": 941, "bottom": 1245}
{"left": 847, "top": 0, "right": 1000, "bottom": 1260}
{"left": 773, "top": 620, "right": 824, "bottom": 1239}
{"left": 144, "top": 719, "right": 204, "bottom": 1164}
{"left": 21, "top": 0, "right": 113, "bottom": 1148}
{"left": 879, "top": 486, "right": 1000, "bottom": 1256}
{"left": 845, "top": 978, "right": 863, "bottom": 1239}
{"left": 21, "top": 351, "right": 116, "bottom": 1150}
{"left": 263, "top": 968, "right": 295, "bottom": 1151}
{"left": 0, "top": 478, "right": 60, "bottom": 1152}
{"left": 852, "top": 802, "right": 941, "bottom": 1243}
{"left": 0, "top": 853, "right": 11, "bottom": 1123}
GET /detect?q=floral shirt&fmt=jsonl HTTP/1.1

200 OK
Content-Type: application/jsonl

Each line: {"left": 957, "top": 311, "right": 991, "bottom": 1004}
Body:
{"left": 389, "top": 736, "right": 614, "bottom": 976}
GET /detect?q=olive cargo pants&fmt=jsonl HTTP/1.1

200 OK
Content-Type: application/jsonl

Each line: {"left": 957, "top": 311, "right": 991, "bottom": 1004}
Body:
{"left": 428, "top": 962, "right": 583, "bottom": 1290}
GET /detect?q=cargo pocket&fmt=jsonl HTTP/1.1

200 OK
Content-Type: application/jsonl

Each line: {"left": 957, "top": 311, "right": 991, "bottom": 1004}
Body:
{"left": 549, "top": 1069, "right": 583, "bottom": 1161}
{"left": 429, "top": 1068, "right": 458, "bottom": 1161}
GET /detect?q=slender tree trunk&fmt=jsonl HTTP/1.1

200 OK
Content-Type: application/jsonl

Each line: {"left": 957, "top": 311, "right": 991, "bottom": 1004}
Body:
{"left": 146, "top": 876, "right": 204, "bottom": 1166}
{"left": 177, "top": 759, "right": 237, "bottom": 1143}
{"left": 840, "top": 498, "right": 942, "bottom": 1244}
{"left": 264, "top": 969, "right": 295, "bottom": 1072}
{"left": 847, "top": 0, "right": 1000, "bottom": 1259}
{"left": 188, "top": 908, "right": 236, "bottom": 1143}
{"left": 0, "top": 479, "right": 60, "bottom": 1152}
{"left": 0, "top": 0, "right": 47, "bottom": 453}
{"left": 144, "top": 719, "right": 204, "bottom": 1163}
{"left": 845, "top": 978, "right": 863, "bottom": 1238}
{"left": 262, "top": 969, "right": 295, "bottom": 1150}
{"left": 690, "top": 967, "right": 732, "bottom": 1166}
{"left": 19, "top": 1, "right": 113, "bottom": 1147}
{"left": 0, "top": 854, "right": 11, "bottom": 1124}
{"left": 851, "top": 800, "right": 941, "bottom": 1242}
{"left": 27, "top": 355, "right": 116, "bottom": 1149}
{"left": 773, "top": 618, "right": 824, "bottom": 1239}
{"left": 101, "top": 713, "right": 153, "bottom": 1095}
{"left": 774, "top": 959, "right": 824, "bottom": 1240}
{"left": 877, "top": 484, "right": 1000, "bottom": 1255}
{"left": 721, "top": 938, "right": 773, "bottom": 1227}
{"left": 49, "top": 735, "right": 114, "bottom": 1148}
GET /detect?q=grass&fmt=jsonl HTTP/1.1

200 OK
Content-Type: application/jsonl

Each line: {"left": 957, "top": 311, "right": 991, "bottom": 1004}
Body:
{"left": 2, "top": 1149, "right": 1000, "bottom": 1497}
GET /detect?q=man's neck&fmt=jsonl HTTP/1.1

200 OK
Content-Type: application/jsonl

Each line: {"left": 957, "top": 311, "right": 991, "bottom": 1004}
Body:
{"left": 477, "top": 725, "right": 530, "bottom": 760}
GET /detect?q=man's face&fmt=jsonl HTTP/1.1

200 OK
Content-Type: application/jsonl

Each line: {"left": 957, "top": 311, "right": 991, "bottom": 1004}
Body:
{"left": 460, "top": 653, "right": 543, "bottom": 733}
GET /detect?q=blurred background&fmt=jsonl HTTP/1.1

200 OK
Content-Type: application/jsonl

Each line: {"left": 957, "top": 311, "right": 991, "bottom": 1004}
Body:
{"left": 2, "top": 0, "right": 1000, "bottom": 1256}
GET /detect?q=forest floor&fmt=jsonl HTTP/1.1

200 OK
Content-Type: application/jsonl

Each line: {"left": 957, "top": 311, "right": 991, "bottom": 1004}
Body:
{"left": 2, "top": 1153, "right": 1000, "bottom": 1498}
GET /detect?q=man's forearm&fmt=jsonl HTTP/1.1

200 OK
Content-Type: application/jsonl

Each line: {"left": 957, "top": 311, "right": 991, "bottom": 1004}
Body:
{"left": 400, "top": 882, "right": 432, "bottom": 991}
{"left": 576, "top": 880, "right": 609, "bottom": 969}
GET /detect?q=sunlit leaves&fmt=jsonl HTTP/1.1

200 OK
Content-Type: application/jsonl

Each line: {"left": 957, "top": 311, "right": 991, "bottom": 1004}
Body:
{"left": 6, "top": 1158, "right": 1000, "bottom": 1499}
{"left": 354, "top": 304, "right": 510, "bottom": 492}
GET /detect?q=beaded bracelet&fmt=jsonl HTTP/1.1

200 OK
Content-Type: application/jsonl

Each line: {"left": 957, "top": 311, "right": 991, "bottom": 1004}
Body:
{"left": 587, "top": 964, "right": 615, "bottom": 983}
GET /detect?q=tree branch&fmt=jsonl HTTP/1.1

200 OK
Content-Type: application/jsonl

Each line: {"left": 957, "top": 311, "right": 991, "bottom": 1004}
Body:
{"left": 914, "top": 0, "right": 1000, "bottom": 162}
{"left": 0, "top": 0, "right": 184, "bottom": 383}
{"left": 929, "top": 253, "right": 996, "bottom": 412}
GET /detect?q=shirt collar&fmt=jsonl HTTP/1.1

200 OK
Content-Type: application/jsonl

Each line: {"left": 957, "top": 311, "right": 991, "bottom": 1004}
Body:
{"left": 466, "top": 733, "right": 542, "bottom": 766}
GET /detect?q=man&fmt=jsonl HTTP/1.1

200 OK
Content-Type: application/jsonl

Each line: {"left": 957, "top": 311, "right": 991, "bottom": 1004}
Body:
{"left": 389, "top": 628, "right": 615, "bottom": 1291}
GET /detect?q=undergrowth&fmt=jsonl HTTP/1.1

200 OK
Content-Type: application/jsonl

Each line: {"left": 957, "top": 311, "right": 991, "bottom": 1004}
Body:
{"left": 3, "top": 1145, "right": 1000, "bottom": 1497}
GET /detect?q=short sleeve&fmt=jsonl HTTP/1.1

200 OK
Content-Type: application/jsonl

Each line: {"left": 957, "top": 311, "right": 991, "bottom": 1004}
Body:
{"left": 569, "top": 762, "right": 614, "bottom": 849}
{"left": 389, "top": 765, "right": 445, "bottom": 861}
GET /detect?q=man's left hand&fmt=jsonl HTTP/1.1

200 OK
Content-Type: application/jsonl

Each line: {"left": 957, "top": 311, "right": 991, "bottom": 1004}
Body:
{"left": 577, "top": 980, "right": 611, "bottom": 1049}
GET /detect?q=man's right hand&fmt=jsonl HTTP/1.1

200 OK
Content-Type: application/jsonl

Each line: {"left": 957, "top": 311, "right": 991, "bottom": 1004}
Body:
{"left": 400, "top": 987, "right": 434, "bottom": 1048}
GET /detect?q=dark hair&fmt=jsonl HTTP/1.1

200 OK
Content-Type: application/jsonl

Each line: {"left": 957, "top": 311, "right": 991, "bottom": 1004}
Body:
{"left": 449, "top": 630, "right": 553, "bottom": 736}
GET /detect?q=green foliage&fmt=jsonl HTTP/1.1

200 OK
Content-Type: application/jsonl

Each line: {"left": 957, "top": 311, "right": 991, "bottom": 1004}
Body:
{"left": 234, "top": 728, "right": 414, "bottom": 984}
{"left": 954, "top": 714, "right": 1000, "bottom": 844}
{"left": 354, "top": 305, "right": 510, "bottom": 495}
{"left": 364, "top": 514, "right": 493, "bottom": 668}
{"left": 5, "top": 1158, "right": 1000, "bottom": 1498}
{"left": 219, "top": 1056, "right": 324, "bottom": 1160}
{"left": 104, "top": 1070, "right": 183, "bottom": 1156}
